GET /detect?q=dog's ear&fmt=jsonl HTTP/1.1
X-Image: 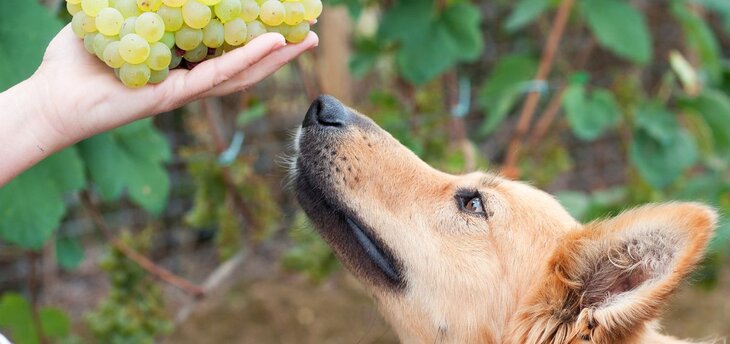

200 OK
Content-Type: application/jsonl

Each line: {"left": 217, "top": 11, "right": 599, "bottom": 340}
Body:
{"left": 511, "top": 203, "right": 717, "bottom": 344}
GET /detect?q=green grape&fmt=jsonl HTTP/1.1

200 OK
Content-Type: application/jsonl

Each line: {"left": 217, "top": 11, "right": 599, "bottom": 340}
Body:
{"left": 162, "top": 0, "right": 187, "bottom": 7}
{"left": 149, "top": 68, "right": 170, "bottom": 84}
{"left": 160, "top": 31, "right": 176, "bottom": 48}
{"left": 136, "top": 12, "right": 166, "bottom": 42}
{"left": 283, "top": 1, "right": 304, "bottom": 25}
{"left": 169, "top": 53, "right": 183, "bottom": 68}
{"left": 93, "top": 34, "right": 117, "bottom": 58}
{"left": 84, "top": 33, "right": 98, "bottom": 54}
{"left": 137, "top": 0, "right": 163, "bottom": 11}
{"left": 119, "top": 33, "right": 151, "bottom": 64}
{"left": 113, "top": 0, "right": 141, "bottom": 17}
{"left": 71, "top": 12, "right": 91, "bottom": 38}
{"left": 285, "top": 21, "right": 308, "bottom": 43}
{"left": 239, "top": 0, "right": 259, "bottom": 22}
{"left": 67, "top": 2, "right": 82, "bottom": 15}
{"left": 224, "top": 18, "right": 247, "bottom": 46}
{"left": 259, "top": 0, "right": 285, "bottom": 26}
{"left": 202, "top": 19, "right": 224, "bottom": 48}
{"left": 81, "top": 0, "right": 108, "bottom": 17}
{"left": 265, "top": 23, "right": 288, "bottom": 36}
{"left": 96, "top": 8, "right": 124, "bottom": 36}
{"left": 198, "top": 0, "right": 221, "bottom": 5}
{"left": 183, "top": 43, "right": 208, "bottom": 62}
{"left": 174, "top": 25, "right": 203, "bottom": 50}
{"left": 214, "top": 0, "right": 241, "bottom": 23}
{"left": 157, "top": 5, "right": 184, "bottom": 31}
{"left": 67, "top": 0, "right": 81, "bottom": 4}
{"left": 301, "top": 0, "right": 321, "bottom": 21}
{"left": 182, "top": 0, "right": 212, "bottom": 29}
{"left": 120, "top": 17, "right": 137, "bottom": 37}
{"left": 245, "top": 19, "right": 266, "bottom": 42}
{"left": 146, "top": 42, "right": 172, "bottom": 70}
{"left": 103, "top": 41, "right": 125, "bottom": 68}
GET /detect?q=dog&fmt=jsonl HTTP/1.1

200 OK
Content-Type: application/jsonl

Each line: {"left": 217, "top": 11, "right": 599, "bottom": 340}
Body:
{"left": 291, "top": 95, "right": 718, "bottom": 344}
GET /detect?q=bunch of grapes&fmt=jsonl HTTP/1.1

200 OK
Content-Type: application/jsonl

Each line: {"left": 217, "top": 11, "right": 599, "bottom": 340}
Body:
{"left": 67, "top": 0, "right": 323, "bottom": 88}
{"left": 86, "top": 230, "right": 172, "bottom": 343}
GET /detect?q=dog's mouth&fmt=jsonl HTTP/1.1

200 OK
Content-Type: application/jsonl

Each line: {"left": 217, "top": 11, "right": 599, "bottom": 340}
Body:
{"left": 294, "top": 158, "right": 405, "bottom": 291}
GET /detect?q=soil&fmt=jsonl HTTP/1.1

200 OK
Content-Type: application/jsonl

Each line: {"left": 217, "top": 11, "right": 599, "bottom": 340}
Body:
{"left": 167, "top": 261, "right": 730, "bottom": 344}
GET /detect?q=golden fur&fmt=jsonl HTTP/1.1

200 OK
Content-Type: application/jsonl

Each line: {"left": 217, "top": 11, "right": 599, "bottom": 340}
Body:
{"left": 293, "top": 100, "right": 718, "bottom": 344}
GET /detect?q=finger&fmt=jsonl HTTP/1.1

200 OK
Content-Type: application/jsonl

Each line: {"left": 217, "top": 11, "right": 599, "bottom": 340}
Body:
{"left": 157, "top": 33, "right": 287, "bottom": 109}
{"left": 201, "top": 32, "right": 319, "bottom": 98}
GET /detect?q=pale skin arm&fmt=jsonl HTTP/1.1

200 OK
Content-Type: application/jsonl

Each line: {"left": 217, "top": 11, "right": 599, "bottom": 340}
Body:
{"left": 0, "top": 24, "right": 318, "bottom": 186}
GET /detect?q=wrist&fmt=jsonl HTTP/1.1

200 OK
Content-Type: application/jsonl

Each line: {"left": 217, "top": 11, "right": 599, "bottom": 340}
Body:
{"left": 0, "top": 78, "right": 64, "bottom": 184}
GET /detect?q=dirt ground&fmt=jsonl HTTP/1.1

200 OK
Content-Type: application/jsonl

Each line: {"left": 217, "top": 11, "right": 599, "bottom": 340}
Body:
{"left": 167, "top": 261, "right": 730, "bottom": 344}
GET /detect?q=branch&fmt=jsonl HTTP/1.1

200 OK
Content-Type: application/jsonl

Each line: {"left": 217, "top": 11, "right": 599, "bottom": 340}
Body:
{"left": 80, "top": 191, "right": 205, "bottom": 298}
{"left": 26, "top": 252, "right": 48, "bottom": 344}
{"left": 200, "top": 98, "right": 260, "bottom": 233}
{"left": 501, "top": 0, "right": 576, "bottom": 179}
{"left": 529, "top": 85, "right": 566, "bottom": 147}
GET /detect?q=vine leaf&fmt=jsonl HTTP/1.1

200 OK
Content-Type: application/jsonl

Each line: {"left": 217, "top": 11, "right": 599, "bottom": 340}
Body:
{"left": 0, "top": 293, "right": 70, "bottom": 344}
{"left": 0, "top": 148, "right": 85, "bottom": 249}
{"left": 0, "top": 0, "right": 62, "bottom": 91}
{"left": 629, "top": 103, "right": 698, "bottom": 189}
{"left": 563, "top": 79, "right": 620, "bottom": 141}
{"left": 679, "top": 89, "right": 730, "bottom": 156}
{"left": 505, "top": 0, "right": 550, "bottom": 32}
{"left": 56, "top": 237, "right": 85, "bottom": 271}
{"left": 478, "top": 54, "right": 538, "bottom": 136}
{"left": 581, "top": 0, "right": 652, "bottom": 64}
{"left": 378, "top": 0, "right": 483, "bottom": 84}
{"left": 78, "top": 119, "right": 172, "bottom": 215}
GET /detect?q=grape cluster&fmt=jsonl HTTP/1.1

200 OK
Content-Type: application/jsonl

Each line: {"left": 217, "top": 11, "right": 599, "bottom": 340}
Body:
{"left": 86, "top": 231, "right": 172, "bottom": 343}
{"left": 67, "top": 0, "right": 323, "bottom": 88}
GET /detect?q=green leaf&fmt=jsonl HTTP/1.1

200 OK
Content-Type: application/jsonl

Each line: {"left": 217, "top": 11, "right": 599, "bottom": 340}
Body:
{"left": 0, "top": 0, "right": 62, "bottom": 91}
{"left": 505, "top": 0, "right": 550, "bottom": 32}
{"left": 478, "top": 54, "right": 538, "bottom": 136}
{"left": 671, "top": 1, "right": 722, "bottom": 84}
{"left": 629, "top": 104, "right": 698, "bottom": 189}
{"left": 563, "top": 84, "right": 620, "bottom": 141}
{"left": 679, "top": 89, "right": 730, "bottom": 155}
{"left": 56, "top": 237, "right": 85, "bottom": 271}
{"left": 379, "top": 0, "right": 483, "bottom": 84}
{"left": 0, "top": 148, "right": 86, "bottom": 249}
{"left": 0, "top": 293, "right": 38, "bottom": 344}
{"left": 581, "top": 0, "right": 652, "bottom": 64}
{"left": 39, "top": 308, "right": 70, "bottom": 339}
{"left": 79, "top": 119, "right": 171, "bottom": 215}
{"left": 0, "top": 294, "right": 70, "bottom": 344}
{"left": 236, "top": 102, "right": 267, "bottom": 126}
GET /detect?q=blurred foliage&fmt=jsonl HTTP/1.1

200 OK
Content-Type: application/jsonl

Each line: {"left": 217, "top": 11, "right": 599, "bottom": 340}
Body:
{"left": 0, "top": 0, "right": 729, "bottom": 340}
{"left": 0, "top": 293, "right": 72, "bottom": 344}
{"left": 86, "top": 230, "right": 172, "bottom": 344}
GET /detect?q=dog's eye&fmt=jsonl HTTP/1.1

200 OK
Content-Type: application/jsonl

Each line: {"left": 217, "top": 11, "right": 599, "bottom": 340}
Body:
{"left": 464, "top": 197, "right": 485, "bottom": 213}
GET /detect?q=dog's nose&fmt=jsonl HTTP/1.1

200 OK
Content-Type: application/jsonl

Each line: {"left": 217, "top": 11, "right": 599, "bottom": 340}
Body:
{"left": 303, "top": 95, "right": 352, "bottom": 128}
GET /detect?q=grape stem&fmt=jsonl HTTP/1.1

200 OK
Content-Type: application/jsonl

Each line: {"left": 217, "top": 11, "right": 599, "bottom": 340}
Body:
{"left": 80, "top": 191, "right": 206, "bottom": 298}
{"left": 501, "top": 0, "right": 576, "bottom": 179}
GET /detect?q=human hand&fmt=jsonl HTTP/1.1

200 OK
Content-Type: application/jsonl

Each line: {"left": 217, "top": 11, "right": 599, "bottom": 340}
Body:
{"left": 29, "top": 24, "right": 318, "bottom": 150}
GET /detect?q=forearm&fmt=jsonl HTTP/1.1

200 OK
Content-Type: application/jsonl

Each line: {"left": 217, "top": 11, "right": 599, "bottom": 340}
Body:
{"left": 0, "top": 77, "right": 64, "bottom": 186}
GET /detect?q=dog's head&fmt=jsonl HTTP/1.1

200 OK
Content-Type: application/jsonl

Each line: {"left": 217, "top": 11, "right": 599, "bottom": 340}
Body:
{"left": 292, "top": 95, "right": 717, "bottom": 344}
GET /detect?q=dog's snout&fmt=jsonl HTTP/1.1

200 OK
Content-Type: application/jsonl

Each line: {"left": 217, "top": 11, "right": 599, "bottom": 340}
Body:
{"left": 303, "top": 95, "right": 352, "bottom": 128}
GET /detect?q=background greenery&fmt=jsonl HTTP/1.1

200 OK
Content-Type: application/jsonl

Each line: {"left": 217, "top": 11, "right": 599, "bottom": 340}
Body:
{"left": 1, "top": 0, "right": 729, "bottom": 342}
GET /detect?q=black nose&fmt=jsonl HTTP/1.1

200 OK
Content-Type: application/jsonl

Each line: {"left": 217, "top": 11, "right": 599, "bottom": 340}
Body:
{"left": 303, "top": 95, "right": 352, "bottom": 128}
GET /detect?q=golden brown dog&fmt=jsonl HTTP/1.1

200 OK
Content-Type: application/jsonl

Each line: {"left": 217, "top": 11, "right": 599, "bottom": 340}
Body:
{"left": 292, "top": 95, "right": 718, "bottom": 344}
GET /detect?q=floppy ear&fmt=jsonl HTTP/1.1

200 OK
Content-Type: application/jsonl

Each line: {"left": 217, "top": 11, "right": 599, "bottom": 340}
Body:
{"left": 510, "top": 203, "right": 717, "bottom": 344}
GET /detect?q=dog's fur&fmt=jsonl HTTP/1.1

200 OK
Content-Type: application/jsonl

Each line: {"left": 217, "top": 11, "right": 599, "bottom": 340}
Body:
{"left": 292, "top": 96, "right": 718, "bottom": 344}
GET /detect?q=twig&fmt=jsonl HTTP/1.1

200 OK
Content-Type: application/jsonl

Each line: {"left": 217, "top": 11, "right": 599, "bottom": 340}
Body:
{"left": 444, "top": 71, "right": 477, "bottom": 171}
{"left": 501, "top": 0, "right": 576, "bottom": 179}
{"left": 80, "top": 191, "right": 206, "bottom": 298}
{"left": 200, "top": 98, "right": 260, "bottom": 234}
{"left": 26, "top": 252, "right": 48, "bottom": 344}
{"left": 529, "top": 86, "right": 566, "bottom": 146}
